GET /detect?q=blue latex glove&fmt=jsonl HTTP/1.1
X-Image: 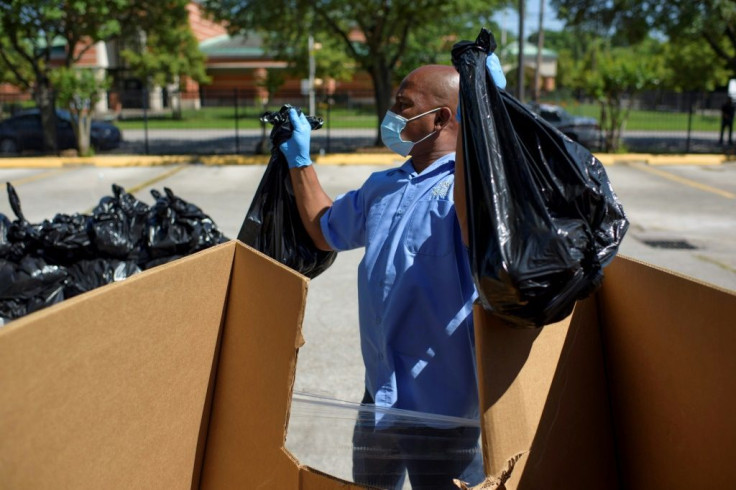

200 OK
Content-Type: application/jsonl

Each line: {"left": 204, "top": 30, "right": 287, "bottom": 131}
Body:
{"left": 486, "top": 52, "right": 506, "bottom": 90}
{"left": 456, "top": 52, "right": 506, "bottom": 121}
{"left": 279, "top": 108, "right": 312, "bottom": 168}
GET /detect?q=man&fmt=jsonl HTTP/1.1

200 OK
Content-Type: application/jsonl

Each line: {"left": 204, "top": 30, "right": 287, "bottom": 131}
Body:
{"left": 720, "top": 98, "right": 735, "bottom": 145}
{"left": 281, "top": 60, "right": 503, "bottom": 489}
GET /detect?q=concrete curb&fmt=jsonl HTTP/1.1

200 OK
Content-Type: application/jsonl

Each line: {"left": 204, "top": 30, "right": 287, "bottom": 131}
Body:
{"left": 594, "top": 153, "right": 734, "bottom": 166}
{"left": 0, "top": 152, "right": 733, "bottom": 168}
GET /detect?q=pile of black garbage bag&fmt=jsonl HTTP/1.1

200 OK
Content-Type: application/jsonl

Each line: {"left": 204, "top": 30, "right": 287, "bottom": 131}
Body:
{"left": 0, "top": 182, "right": 228, "bottom": 323}
{"left": 238, "top": 104, "right": 337, "bottom": 279}
{"left": 453, "top": 29, "right": 629, "bottom": 328}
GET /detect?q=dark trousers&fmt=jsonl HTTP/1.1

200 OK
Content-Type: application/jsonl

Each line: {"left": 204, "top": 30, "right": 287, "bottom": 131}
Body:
{"left": 720, "top": 119, "right": 733, "bottom": 144}
{"left": 352, "top": 390, "right": 484, "bottom": 490}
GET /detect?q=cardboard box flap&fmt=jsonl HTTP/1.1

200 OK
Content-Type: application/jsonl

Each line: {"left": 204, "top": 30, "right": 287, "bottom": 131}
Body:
{"left": 0, "top": 241, "right": 236, "bottom": 489}
{"left": 199, "top": 242, "right": 308, "bottom": 487}
{"left": 198, "top": 242, "right": 365, "bottom": 488}
{"left": 474, "top": 255, "right": 736, "bottom": 490}
{"left": 474, "top": 296, "right": 618, "bottom": 490}
{"left": 599, "top": 256, "right": 736, "bottom": 488}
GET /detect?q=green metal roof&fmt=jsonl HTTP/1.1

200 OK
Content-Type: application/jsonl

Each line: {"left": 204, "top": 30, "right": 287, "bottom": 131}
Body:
{"left": 36, "top": 35, "right": 67, "bottom": 49}
{"left": 500, "top": 42, "right": 557, "bottom": 59}
{"left": 199, "top": 33, "right": 267, "bottom": 58}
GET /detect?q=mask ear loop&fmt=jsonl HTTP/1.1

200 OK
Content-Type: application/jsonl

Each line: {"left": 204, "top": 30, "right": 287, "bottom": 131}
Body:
{"left": 404, "top": 107, "right": 443, "bottom": 146}
{"left": 405, "top": 106, "right": 442, "bottom": 123}
{"left": 411, "top": 128, "right": 438, "bottom": 146}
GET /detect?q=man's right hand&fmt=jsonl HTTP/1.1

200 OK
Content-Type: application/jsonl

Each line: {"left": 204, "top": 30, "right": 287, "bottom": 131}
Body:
{"left": 280, "top": 108, "right": 313, "bottom": 168}
{"left": 486, "top": 53, "right": 506, "bottom": 90}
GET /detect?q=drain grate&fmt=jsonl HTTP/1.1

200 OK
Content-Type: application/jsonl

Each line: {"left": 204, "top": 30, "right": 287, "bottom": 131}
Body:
{"left": 641, "top": 239, "right": 698, "bottom": 250}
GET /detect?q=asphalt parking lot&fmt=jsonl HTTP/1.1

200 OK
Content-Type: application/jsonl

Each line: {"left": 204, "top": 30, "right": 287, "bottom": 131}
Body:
{"left": 1, "top": 157, "right": 734, "bottom": 482}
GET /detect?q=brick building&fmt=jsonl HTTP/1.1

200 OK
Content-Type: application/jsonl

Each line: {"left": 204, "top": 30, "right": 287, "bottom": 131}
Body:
{"left": 1, "top": 1, "right": 376, "bottom": 116}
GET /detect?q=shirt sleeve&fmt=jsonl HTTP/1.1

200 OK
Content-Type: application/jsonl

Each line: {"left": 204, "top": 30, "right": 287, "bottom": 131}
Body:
{"left": 320, "top": 188, "right": 366, "bottom": 251}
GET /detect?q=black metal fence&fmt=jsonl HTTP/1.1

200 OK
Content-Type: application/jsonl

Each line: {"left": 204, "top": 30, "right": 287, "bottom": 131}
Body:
{"left": 107, "top": 87, "right": 379, "bottom": 156}
{"left": 1, "top": 87, "right": 734, "bottom": 156}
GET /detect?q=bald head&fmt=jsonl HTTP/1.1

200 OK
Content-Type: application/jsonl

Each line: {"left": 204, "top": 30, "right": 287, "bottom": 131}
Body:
{"left": 401, "top": 65, "right": 459, "bottom": 112}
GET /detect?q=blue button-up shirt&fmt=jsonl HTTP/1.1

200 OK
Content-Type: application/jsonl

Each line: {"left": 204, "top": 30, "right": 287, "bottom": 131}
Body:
{"left": 320, "top": 153, "right": 478, "bottom": 427}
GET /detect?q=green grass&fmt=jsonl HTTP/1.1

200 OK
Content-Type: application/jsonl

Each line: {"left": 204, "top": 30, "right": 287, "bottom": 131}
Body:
{"left": 112, "top": 100, "right": 723, "bottom": 133}
{"left": 559, "top": 102, "right": 721, "bottom": 132}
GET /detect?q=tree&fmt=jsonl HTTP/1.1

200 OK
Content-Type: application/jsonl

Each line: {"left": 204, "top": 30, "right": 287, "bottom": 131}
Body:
{"left": 551, "top": 0, "right": 736, "bottom": 79}
{"left": 51, "top": 67, "right": 109, "bottom": 156}
{"left": 395, "top": 13, "right": 504, "bottom": 83}
{"left": 0, "top": 0, "right": 208, "bottom": 154}
{"left": 0, "top": 0, "right": 124, "bottom": 152}
{"left": 567, "top": 38, "right": 664, "bottom": 152}
{"left": 118, "top": 1, "right": 210, "bottom": 97}
{"left": 527, "top": 28, "right": 597, "bottom": 93}
{"left": 202, "top": 0, "right": 510, "bottom": 144}
{"left": 661, "top": 37, "right": 731, "bottom": 93}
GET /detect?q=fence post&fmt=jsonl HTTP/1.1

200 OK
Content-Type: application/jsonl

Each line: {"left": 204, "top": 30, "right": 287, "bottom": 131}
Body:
{"left": 686, "top": 91, "right": 693, "bottom": 153}
{"left": 234, "top": 88, "right": 240, "bottom": 154}
{"left": 142, "top": 86, "right": 149, "bottom": 155}
{"left": 326, "top": 97, "right": 332, "bottom": 154}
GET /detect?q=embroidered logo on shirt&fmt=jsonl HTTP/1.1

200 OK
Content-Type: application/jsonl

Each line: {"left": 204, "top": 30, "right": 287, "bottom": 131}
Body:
{"left": 430, "top": 179, "right": 452, "bottom": 199}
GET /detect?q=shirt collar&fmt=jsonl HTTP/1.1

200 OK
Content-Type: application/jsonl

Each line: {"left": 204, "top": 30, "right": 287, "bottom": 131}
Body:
{"left": 399, "top": 152, "right": 456, "bottom": 177}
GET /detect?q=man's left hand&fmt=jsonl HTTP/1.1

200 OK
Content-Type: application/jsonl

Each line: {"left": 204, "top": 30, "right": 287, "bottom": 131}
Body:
{"left": 280, "top": 108, "right": 313, "bottom": 168}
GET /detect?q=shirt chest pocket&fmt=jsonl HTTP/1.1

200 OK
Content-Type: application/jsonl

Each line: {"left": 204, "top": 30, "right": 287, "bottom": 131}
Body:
{"left": 365, "top": 199, "right": 388, "bottom": 239}
{"left": 405, "top": 199, "right": 455, "bottom": 257}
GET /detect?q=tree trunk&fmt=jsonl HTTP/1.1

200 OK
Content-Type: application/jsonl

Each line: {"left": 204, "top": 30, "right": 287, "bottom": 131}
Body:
{"left": 608, "top": 100, "right": 622, "bottom": 153}
{"left": 74, "top": 113, "right": 92, "bottom": 156}
{"left": 370, "top": 62, "right": 394, "bottom": 147}
{"left": 35, "top": 80, "right": 58, "bottom": 154}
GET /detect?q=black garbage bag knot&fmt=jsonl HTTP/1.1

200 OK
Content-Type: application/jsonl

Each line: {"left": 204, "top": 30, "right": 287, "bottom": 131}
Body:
{"left": 90, "top": 184, "right": 149, "bottom": 261}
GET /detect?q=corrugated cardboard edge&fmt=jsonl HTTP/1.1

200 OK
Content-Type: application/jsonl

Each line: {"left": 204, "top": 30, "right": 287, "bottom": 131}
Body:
{"left": 455, "top": 452, "right": 525, "bottom": 489}
{"left": 616, "top": 253, "right": 736, "bottom": 295}
{"left": 189, "top": 244, "right": 236, "bottom": 490}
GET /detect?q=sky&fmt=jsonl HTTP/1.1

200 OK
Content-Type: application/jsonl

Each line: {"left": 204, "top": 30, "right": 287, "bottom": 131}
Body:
{"left": 492, "top": 0, "right": 565, "bottom": 44}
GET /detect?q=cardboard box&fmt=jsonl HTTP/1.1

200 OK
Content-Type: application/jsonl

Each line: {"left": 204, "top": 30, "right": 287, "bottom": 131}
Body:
{"left": 473, "top": 257, "right": 736, "bottom": 489}
{"left": 0, "top": 241, "right": 361, "bottom": 489}
{"left": 1, "top": 241, "right": 734, "bottom": 489}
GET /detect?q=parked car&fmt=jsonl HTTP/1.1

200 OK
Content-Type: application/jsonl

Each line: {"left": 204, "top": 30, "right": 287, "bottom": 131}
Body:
{"left": 0, "top": 108, "right": 122, "bottom": 155}
{"left": 527, "top": 103, "right": 601, "bottom": 150}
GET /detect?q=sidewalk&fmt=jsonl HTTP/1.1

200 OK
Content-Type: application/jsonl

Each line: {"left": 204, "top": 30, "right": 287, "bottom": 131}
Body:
{"left": 0, "top": 152, "right": 733, "bottom": 168}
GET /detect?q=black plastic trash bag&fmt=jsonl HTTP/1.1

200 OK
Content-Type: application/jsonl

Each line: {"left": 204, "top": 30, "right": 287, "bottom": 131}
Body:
{"left": 452, "top": 29, "right": 629, "bottom": 328}
{"left": 0, "top": 256, "right": 67, "bottom": 320}
{"left": 37, "top": 213, "right": 94, "bottom": 264}
{"left": 146, "top": 188, "right": 192, "bottom": 260}
{"left": 144, "top": 187, "right": 227, "bottom": 264}
{"left": 0, "top": 182, "right": 229, "bottom": 323}
{"left": 0, "top": 213, "right": 10, "bottom": 258}
{"left": 64, "top": 259, "right": 140, "bottom": 298}
{"left": 238, "top": 104, "right": 337, "bottom": 279}
{"left": 158, "top": 187, "right": 227, "bottom": 254}
{"left": 90, "top": 184, "right": 149, "bottom": 261}
{"left": 4, "top": 183, "right": 43, "bottom": 262}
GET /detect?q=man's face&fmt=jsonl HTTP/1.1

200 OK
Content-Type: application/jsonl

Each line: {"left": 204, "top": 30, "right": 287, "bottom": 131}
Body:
{"left": 389, "top": 77, "right": 438, "bottom": 145}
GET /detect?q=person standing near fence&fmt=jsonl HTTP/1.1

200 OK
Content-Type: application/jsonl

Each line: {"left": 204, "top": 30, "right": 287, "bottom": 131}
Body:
{"left": 719, "top": 99, "right": 735, "bottom": 145}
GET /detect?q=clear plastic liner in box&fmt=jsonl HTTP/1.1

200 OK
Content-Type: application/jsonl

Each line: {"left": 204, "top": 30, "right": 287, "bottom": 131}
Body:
{"left": 286, "top": 391, "right": 483, "bottom": 489}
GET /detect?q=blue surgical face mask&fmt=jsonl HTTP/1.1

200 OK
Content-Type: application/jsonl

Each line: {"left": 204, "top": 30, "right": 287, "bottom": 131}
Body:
{"left": 380, "top": 107, "right": 441, "bottom": 157}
